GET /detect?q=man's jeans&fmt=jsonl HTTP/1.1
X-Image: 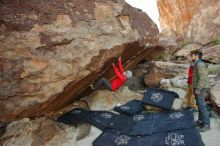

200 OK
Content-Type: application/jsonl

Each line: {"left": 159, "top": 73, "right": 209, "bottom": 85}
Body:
{"left": 194, "top": 88, "right": 210, "bottom": 126}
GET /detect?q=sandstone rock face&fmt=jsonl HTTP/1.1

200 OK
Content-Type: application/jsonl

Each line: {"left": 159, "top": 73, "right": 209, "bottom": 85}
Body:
{"left": 186, "top": 1, "right": 220, "bottom": 44}
{"left": 157, "top": 0, "right": 220, "bottom": 44}
{"left": 0, "top": 0, "right": 158, "bottom": 121}
{"left": 144, "top": 61, "right": 188, "bottom": 87}
{"left": 157, "top": 0, "right": 201, "bottom": 38}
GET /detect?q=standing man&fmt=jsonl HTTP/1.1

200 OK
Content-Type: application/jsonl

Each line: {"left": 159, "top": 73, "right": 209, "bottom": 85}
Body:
{"left": 191, "top": 50, "right": 210, "bottom": 132}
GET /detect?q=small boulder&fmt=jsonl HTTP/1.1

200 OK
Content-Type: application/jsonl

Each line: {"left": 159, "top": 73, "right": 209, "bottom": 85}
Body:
{"left": 202, "top": 45, "right": 220, "bottom": 64}
{"left": 87, "top": 86, "right": 143, "bottom": 111}
{"left": 145, "top": 61, "right": 188, "bottom": 87}
{"left": 174, "top": 44, "right": 202, "bottom": 63}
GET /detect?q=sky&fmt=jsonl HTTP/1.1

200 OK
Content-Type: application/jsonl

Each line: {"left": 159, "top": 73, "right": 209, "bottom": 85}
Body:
{"left": 125, "top": 0, "right": 160, "bottom": 30}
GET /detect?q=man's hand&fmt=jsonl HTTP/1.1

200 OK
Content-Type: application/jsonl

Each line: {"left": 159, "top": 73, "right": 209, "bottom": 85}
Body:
{"left": 195, "top": 88, "right": 200, "bottom": 95}
{"left": 118, "top": 56, "right": 121, "bottom": 61}
{"left": 112, "top": 63, "right": 115, "bottom": 66}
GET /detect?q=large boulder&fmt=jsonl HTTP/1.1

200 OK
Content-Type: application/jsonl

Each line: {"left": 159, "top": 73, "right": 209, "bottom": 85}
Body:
{"left": 0, "top": 0, "right": 159, "bottom": 121}
{"left": 144, "top": 61, "right": 189, "bottom": 87}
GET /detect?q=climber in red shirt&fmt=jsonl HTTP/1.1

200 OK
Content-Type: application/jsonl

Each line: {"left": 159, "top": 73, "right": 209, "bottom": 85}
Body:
{"left": 90, "top": 57, "right": 132, "bottom": 91}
